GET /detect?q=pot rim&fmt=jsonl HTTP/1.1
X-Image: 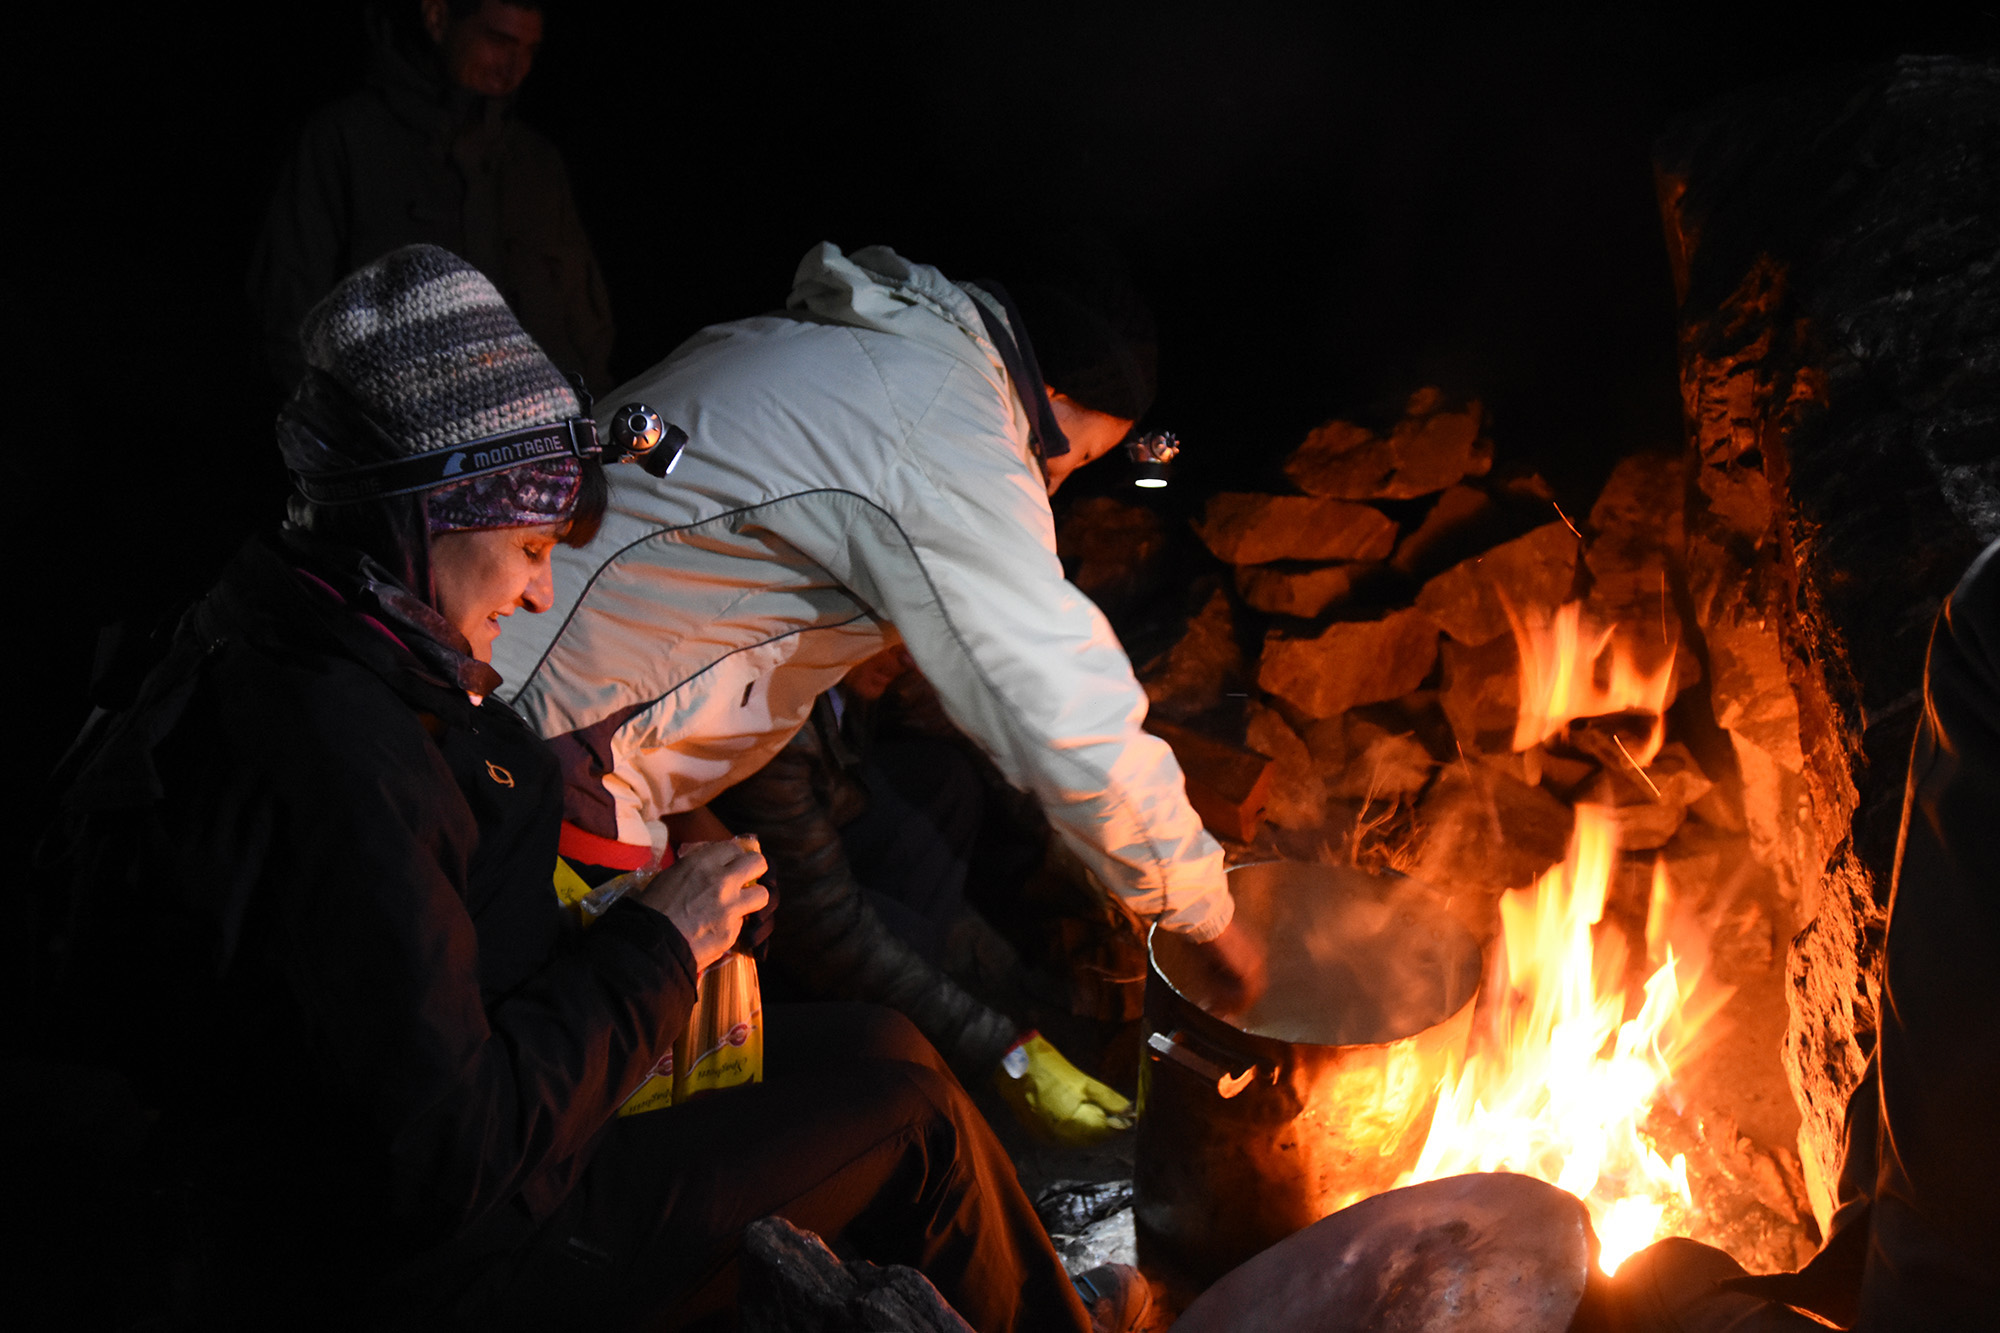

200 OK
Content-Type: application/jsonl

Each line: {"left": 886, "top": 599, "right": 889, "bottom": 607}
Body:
{"left": 1147, "top": 859, "right": 1483, "bottom": 1054}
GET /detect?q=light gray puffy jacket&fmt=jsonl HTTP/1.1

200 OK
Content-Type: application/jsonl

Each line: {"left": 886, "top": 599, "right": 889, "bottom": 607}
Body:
{"left": 495, "top": 244, "right": 1230, "bottom": 941}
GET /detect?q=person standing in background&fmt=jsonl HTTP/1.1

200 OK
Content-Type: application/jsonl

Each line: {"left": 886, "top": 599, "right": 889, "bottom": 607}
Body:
{"left": 248, "top": 0, "right": 614, "bottom": 393}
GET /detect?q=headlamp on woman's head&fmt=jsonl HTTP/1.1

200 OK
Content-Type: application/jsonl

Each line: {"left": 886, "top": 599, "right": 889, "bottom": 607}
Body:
{"left": 1125, "top": 430, "right": 1182, "bottom": 489}
{"left": 284, "top": 370, "right": 686, "bottom": 507}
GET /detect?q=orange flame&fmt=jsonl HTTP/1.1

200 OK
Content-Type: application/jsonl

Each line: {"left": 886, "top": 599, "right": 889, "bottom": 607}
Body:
{"left": 1398, "top": 810, "right": 1728, "bottom": 1271}
{"left": 1392, "top": 594, "right": 1724, "bottom": 1274}
{"left": 1506, "top": 599, "right": 1677, "bottom": 764}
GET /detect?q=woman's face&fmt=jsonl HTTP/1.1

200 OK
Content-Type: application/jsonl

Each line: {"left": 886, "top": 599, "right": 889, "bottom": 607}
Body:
{"left": 430, "top": 522, "right": 564, "bottom": 662}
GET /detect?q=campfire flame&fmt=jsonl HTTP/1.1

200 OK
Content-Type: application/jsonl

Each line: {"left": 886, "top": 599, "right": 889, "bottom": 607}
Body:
{"left": 1396, "top": 601, "right": 1727, "bottom": 1274}
{"left": 1505, "top": 599, "right": 1678, "bottom": 765}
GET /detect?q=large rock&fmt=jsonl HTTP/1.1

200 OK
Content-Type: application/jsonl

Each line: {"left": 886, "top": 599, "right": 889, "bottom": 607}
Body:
{"left": 1573, "top": 739, "right": 1715, "bottom": 851}
{"left": 1055, "top": 496, "right": 1168, "bottom": 614}
{"left": 1415, "top": 761, "right": 1576, "bottom": 894}
{"left": 1172, "top": 1173, "right": 1591, "bottom": 1333}
{"left": 1284, "top": 388, "right": 1495, "bottom": 501}
{"left": 1415, "top": 521, "right": 1582, "bottom": 647}
{"left": 1196, "top": 493, "right": 1396, "bottom": 565}
{"left": 1244, "top": 702, "right": 1329, "bottom": 831}
{"left": 1392, "top": 484, "right": 1496, "bottom": 578}
{"left": 1234, "top": 561, "right": 1368, "bottom": 618}
{"left": 1139, "top": 586, "right": 1245, "bottom": 721}
{"left": 1590, "top": 452, "right": 1689, "bottom": 570}
{"left": 740, "top": 1215, "right": 974, "bottom": 1333}
{"left": 1586, "top": 453, "right": 1690, "bottom": 683}
{"left": 1699, "top": 575, "right": 1815, "bottom": 904}
{"left": 1257, "top": 608, "right": 1439, "bottom": 719}
{"left": 1438, "top": 634, "right": 1520, "bottom": 756}
{"left": 1657, "top": 54, "right": 1999, "bottom": 1218}
{"left": 1781, "top": 850, "right": 1884, "bottom": 1233}
{"left": 1325, "top": 716, "right": 1437, "bottom": 801}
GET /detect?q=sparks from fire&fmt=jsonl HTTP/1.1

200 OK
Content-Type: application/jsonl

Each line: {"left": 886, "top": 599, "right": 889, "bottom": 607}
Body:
{"left": 1395, "top": 600, "right": 1729, "bottom": 1274}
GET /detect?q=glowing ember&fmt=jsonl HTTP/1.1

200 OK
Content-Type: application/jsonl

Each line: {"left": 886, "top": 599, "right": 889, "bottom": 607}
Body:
{"left": 1505, "top": 598, "right": 1677, "bottom": 764}
{"left": 1395, "top": 600, "right": 1726, "bottom": 1274}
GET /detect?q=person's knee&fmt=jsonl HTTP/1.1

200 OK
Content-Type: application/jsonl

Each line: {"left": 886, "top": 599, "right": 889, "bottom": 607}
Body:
{"left": 844, "top": 1004, "right": 948, "bottom": 1072}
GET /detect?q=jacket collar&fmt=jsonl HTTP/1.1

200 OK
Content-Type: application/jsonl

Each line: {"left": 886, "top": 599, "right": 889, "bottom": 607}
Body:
{"left": 211, "top": 536, "right": 486, "bottom": 725}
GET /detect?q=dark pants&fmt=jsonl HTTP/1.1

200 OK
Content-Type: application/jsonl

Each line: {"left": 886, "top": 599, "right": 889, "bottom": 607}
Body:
{"left": 439, "top": 1003, "right": 1088, "bottom": 1333}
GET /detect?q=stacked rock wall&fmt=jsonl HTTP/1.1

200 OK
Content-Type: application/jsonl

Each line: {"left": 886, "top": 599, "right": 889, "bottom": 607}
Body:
{"left": 1655, "top": 54, "right": 2000, "bottom": 1228}
{"left": 1063, "top": 405, "right": 1820, "bottom": 1268}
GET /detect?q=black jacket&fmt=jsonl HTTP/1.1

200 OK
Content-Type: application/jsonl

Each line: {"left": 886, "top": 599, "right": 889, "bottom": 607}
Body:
{"left": 47, "top": 536, "right": 694, "bottom": 1324}
{"left": 712, "top": 697, "right": 1019, "bottom": 1082}
{"left": 1731, "top": 541, "right": 2000, "bottom": 1328}
{"left": 247, "top": 14, "right": 614, "bottom": 391}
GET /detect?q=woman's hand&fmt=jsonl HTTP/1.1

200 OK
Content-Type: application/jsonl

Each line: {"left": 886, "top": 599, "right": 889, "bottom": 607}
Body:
{"left": 635, "top": 836, "right": 769, "bottom": 972}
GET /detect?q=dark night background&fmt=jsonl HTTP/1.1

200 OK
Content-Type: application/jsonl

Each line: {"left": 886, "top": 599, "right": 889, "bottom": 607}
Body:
{"left": 12, "top": 2, "right": 1995, "bottom": 799}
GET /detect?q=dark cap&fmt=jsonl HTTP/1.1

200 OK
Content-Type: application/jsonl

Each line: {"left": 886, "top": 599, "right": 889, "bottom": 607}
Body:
{"left": 1011, "top": 279, "right": 1158, "bottom": 422}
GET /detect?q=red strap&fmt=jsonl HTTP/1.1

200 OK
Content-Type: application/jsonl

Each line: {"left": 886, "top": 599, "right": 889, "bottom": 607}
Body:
{"left": 558, "top": 821, "right": 664, "bottom": 872}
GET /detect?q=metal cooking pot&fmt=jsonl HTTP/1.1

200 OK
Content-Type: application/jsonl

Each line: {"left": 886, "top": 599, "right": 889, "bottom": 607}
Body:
{"left": 1134, "top": 860, "right": 1483, "bottom": 1284}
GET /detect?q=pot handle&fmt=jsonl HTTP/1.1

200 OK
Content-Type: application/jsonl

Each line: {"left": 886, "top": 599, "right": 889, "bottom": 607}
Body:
{"left": 1148, "top": 1029, "right": 1258, "bottom": 1099}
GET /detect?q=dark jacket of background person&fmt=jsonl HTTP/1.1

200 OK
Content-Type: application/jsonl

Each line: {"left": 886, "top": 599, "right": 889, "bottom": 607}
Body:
{"left": 45, "top": 534, "right": 696, "bottom": 1325}
{"left": 1654, "top": 540, "right": 2000, "bottom": 1332}
{"left": 247, "top": 12, "right": 614, "bottom": 392}
{"left": 712, "top": 695, "right": 1021, "bottom": 1082}
{"left": 1833, "top": 538, "right": 2000, "bottom": 1326}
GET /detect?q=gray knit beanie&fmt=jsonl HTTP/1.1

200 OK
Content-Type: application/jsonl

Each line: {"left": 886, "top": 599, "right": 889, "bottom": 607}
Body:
{"left": 279, "top": 244, "right": 583, "bottom": 531}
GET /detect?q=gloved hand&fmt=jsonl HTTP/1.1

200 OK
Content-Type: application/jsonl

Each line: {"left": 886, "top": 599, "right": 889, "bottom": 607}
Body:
{"left": 991, "top": 1032, "right": 1134, "bottom": 1146}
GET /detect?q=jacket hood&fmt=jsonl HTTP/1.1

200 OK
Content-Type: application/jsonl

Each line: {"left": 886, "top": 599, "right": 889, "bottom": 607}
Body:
{"left": 787, "top": 244, "right": 1005, "bottom": 380}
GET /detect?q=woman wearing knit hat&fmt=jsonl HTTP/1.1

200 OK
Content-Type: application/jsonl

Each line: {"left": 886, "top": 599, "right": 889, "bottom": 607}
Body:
{"left": 43, "top": 246, "right": 1092, "bottom": 1332}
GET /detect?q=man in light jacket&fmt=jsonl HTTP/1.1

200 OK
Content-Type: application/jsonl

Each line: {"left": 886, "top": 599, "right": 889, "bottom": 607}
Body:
{"left": 495, "top": 243, "right": 1260, "bottom": 1053}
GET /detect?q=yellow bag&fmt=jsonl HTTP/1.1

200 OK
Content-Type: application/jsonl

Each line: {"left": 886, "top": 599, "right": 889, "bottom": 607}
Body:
{"left": 552, "top": 857, "right": 764, "bottom": 1116}
{"left": 671, "top": 952, "right": 764, "bottom": 1102}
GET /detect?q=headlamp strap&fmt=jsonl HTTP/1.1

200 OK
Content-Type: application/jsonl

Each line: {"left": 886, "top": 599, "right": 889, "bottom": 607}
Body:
{"left": 293, "top": 416, "right": 599, "bottom": 506}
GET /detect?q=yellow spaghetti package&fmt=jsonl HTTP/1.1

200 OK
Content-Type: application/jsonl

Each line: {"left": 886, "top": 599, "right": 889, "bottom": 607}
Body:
{"left": 554, "top": 854, "right": 765, "bottom": 1116}
{"left": 619, "top": 1049, "right": 677, "bottom": 1116}
{"left": 672, "top": 951, "right": 764, "bottom": 1101}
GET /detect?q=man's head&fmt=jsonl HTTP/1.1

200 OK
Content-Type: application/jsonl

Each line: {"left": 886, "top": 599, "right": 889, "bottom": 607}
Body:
{"left": 421, "top": 0, "right": 543, "bottom": 99}
{"left": 1010, "top": 273, "right": 1157, "bottom": 494}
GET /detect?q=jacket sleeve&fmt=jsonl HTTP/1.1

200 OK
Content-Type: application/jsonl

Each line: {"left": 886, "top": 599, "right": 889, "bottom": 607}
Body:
{"left": 263, "top": 700, "right": 698, "bottom": 1242}
{"left": 835, "top": 371, "right": 1232, "bottom": 942}
{"left": 712, "top": 721, "right": 1021, "bottom": 1081}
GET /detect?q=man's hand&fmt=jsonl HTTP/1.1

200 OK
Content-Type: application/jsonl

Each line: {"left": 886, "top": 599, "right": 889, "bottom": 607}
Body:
{"left": 635, "top": 836, "right": 769, "bottom": 972}
{"left": 991, "top": 1033, "right": 1134, "bottom": 1146}
{"left": 1181, "top": 918, "right": 1266, "bottom": 1022}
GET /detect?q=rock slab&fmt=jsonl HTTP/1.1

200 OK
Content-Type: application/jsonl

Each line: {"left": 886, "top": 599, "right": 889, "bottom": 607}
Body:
{"left": 1285, "top": 388, "right": 1495, "bottom": 502}
{"left": 1416, "top": 521, "right": 1581, "bottom": 647}
{"left": 1657, "top": 54, "right": 2000, "bottom": 1219}
{"left": 1234, "top": 561, "right": 1368, "bottom": 618}
{"left": 1171, "top": 1172, "right": 1590, "bottom": 1333}
{"left": 1258, "top": 608, "right": 1439, "bottom": 719}
{"left": 1196, "top": 493, "right": 1396, "bottom": 566}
